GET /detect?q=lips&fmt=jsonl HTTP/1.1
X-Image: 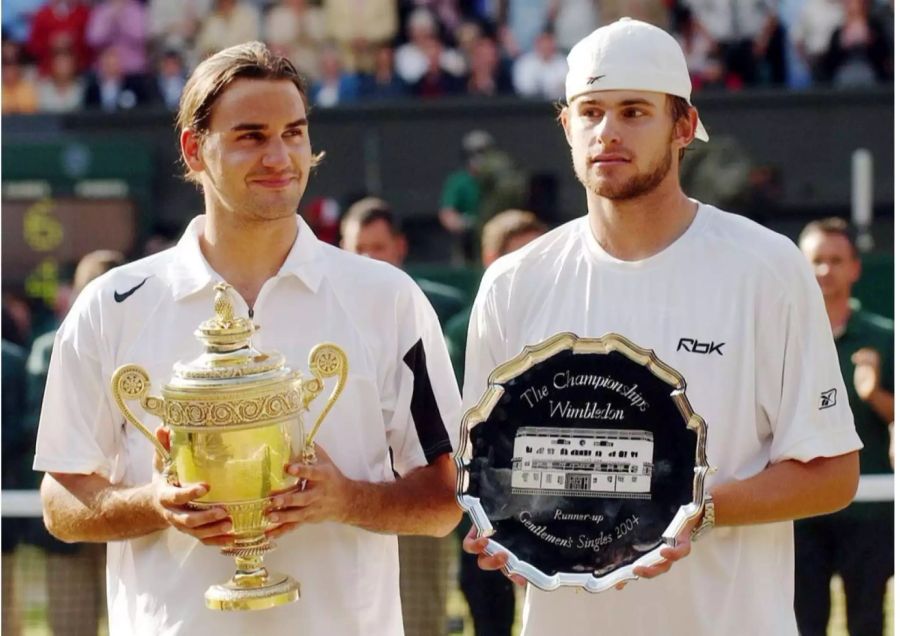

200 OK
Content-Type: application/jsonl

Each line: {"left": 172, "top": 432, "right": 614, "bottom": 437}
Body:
{"left": 250, "top": 174, "right": 298, "bottom": 188}
{"left": 591, "top": 154, "right": 630, "bottom": 164}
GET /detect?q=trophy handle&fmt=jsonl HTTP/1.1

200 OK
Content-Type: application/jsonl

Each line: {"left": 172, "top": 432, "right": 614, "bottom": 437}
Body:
{"left": 111, "top": 364, "right": 171, "bottom": 464}
{"left": 303, "top": 343, "right": 348, "bottom": 451}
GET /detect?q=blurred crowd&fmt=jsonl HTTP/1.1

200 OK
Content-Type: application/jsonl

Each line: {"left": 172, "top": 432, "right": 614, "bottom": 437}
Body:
{"left": 2, "top": 0, "right": 895, "bottom": 115}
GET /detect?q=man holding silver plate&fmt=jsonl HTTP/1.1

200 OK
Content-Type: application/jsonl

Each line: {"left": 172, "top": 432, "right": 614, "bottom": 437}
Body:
{"left": 33, "top": 42, "right": 462, "bottom": 635}
{"left": 461, "top": 18, "right": 861, "bottom": 636}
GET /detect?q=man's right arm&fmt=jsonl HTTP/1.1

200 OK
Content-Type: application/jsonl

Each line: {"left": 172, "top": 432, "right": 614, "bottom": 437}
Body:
{"left": 42, "top": 468, "right": 232, "bottom": 545}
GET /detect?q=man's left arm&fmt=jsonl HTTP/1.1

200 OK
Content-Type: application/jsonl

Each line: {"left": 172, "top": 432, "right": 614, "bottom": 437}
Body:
{"left": 267, "top": 447, "right": 459, "bottom": 537}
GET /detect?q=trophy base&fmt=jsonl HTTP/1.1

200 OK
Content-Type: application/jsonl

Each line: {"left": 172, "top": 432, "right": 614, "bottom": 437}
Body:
{"left": 205, "top": 571, "right": 300, "bottom": 611}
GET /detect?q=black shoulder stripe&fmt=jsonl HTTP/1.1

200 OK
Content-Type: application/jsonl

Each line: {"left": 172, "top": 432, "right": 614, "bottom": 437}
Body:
{"left": 402, "top": 338, "right": 452, "bottom": 464}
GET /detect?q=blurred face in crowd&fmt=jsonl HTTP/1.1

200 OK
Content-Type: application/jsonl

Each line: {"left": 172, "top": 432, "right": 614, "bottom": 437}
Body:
{"left": 181, "top": 78, "right": 313, "bottom": 223}
{"left": 342, "top": 218, "right": 408, "bottom": 267}
{"left": 422, "top": 37, "right": 443, "bottom": 72}
{"left": 319, "top": 47, "right": 343, "bottom": 81}
{"left": 159, "top": 53, "right": 183, "bottom": 79}
{"left": 800, "top": 230, "right": 860, "bottom": 302}
{"left": 374, "top": 45, "right": 394, "bottom": 77}
{"left": 51, "top": 50, "right": 77, "bottom": 83}
{"left": 562, "top": 90, "right": 692, "bottom": 201}
{"left": 98, "top": 48, "right": 123, "bottom": 81}
{"left": 470, "top": 36, "right": 498, "bottom": 74}
{"left": 535, "top": 32, "right": 557, "bottom": 61}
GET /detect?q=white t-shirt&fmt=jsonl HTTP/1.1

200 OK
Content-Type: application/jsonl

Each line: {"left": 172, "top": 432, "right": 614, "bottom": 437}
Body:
{"left": 34, "top": 215, "right": 461, "bottom": 636}
{"left": 463, "top": 204, "right": 860, "bottom": 636}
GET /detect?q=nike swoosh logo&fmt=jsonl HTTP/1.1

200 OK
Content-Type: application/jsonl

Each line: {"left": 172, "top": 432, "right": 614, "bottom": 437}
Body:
{"left": 114, "top": 277, "right": 151, "bottom": 303}
{"left": 587, "top": 75, "right": 605, "bottom": 84}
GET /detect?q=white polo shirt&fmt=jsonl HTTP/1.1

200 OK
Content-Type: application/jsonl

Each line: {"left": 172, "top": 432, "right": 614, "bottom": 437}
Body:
{"left": 464, "top": 204, "right": 861, "bottom": 636}
{"left": 34, "top": 215, "right": 461, "bottom": 636}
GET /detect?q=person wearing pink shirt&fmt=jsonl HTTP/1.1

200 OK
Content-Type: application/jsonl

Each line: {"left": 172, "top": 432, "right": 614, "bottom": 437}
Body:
{"left": 86, "top": 0, "right": 148, "bottom": 75}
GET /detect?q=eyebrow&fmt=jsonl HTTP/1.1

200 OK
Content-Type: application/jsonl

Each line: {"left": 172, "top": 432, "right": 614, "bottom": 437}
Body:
{"left": 230, "top": 118, "right": 308, "bottom": 132}
{"left": 577, "top": 98, "right": 656, "bottom": 108}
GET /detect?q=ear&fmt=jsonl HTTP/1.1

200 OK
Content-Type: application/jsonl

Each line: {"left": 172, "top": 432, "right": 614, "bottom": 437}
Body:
{"left": 849, "top": 256, "right": 862, "bottom": 286}
{"left": 560, "top": 106, "right": 573, "bottom": 147}
{"left": 397, "top": 235, "right": 408, "bottom": 262}
{"left": 672, "top": 108, "right": 697, "bottom": 151}
{"left": 180, "top": 128, "right": 205, "bottom": 175}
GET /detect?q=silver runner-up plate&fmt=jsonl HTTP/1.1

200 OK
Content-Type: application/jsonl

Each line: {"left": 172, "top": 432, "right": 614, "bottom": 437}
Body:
{"left": 455, "top": 332, "right": 711, "bottom": 592}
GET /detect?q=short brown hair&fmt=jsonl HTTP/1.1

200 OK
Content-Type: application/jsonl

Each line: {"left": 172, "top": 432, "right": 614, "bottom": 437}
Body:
{"left": 177, "top": 41, "right": 321, "bottom": 183}
{"left": 341, "top": 197, "right": 401, "bottom": 239}
{"left": 482, "top": 209, "right": 547, "bottom": 257}
{"left": 799, "top": 217, "right": 858, "bottom": 258}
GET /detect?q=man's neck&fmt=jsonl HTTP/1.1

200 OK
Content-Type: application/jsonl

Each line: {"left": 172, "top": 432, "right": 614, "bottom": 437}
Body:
{"left": 199, "top": 211, "right": 299, "bottom": 309}
{"left": 586, "top": 178, "right": 697, "bottom": 261}
{"left": 824, "top": 296, "right": 853, "bottom": 336}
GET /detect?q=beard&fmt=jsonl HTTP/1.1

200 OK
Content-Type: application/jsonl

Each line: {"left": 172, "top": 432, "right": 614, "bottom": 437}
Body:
{"left": 576, "top": 137, "right": 674, "bottom": 201}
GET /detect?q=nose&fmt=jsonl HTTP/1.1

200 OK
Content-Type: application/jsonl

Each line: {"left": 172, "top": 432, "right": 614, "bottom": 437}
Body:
{"left": 595, "top": 114, "right": 621, "bottom": 146}
{"left": 262, "top": 136, "right": 291, "bottom": 170}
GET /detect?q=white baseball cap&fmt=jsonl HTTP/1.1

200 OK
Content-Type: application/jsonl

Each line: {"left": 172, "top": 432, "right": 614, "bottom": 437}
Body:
{"left": 565, "top": 17, "right": 709, "bottom": 142}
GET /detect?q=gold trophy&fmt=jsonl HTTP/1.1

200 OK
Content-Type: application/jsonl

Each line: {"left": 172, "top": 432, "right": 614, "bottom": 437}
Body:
{"left": 111, "top": 283, "right": 347, "bottom": 611}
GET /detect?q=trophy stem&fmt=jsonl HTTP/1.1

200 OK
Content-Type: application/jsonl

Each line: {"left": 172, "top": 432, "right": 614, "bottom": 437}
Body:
{"left": 205, "top": 537, "right": 300, "bottom": 611}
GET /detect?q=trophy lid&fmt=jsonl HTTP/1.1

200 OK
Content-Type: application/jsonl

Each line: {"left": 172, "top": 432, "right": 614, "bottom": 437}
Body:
{"left": 172, "top": 282, "right": 288, "bottom": 383}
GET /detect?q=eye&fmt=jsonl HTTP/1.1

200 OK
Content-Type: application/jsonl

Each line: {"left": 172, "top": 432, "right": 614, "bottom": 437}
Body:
{"left": 623, "top": 108, "right": 645, "bottom": 118}
{"left": 238, "top": 132, "right": 264, "bottom": 141}
{"left": 284, "top": 128, "right": 304, "bottom": 139}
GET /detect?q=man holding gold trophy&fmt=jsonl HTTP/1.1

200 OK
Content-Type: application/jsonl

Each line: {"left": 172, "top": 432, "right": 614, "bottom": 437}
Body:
{"left": 461, "top": 18, "right": 861, "bottom": 636}
{"left": 33, "top": 42, "right": 462, "bottom": 635}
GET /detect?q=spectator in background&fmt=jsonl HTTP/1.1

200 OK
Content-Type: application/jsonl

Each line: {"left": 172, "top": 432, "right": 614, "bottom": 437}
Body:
{"left": 147, "top": 0, "right": 211, "bottom": 61}
{"left": 402, "top": 0, "right": 464, "bottom": 40}
{"left": 2, "top": 40, "right": 39, "bottom": 114}
{"left": 791, "top": 0, "right": 846, "bottom": 82}
{"left": 194, "top": 0, "right": 260, "bottom": 61}
{"left": 146, "top": 49, "right": 187, "bottom": 110}
{"left": 86, "top": 0, "right": 149, "bottom": 76}
{"left": 496, "top": 0, "right": 550, "bottom": 58}
{"left": 548, "top": 0, "right": 600, "bottom": 51}
{"left": 395, "top": 8, "right": 466, "bottom": 85}
{"left": 672, "top": 4, "right": 724, "bottom": 89}
{"left": 598, "top": 0, "right": 669, "bottom": 30}
{"left": 323, "top": 0, "right": 397, "bottom": 73}
{"left": 512, "top": 29, "right": 568, "bottom": 99}
{"left": 465, "top": 33, "right": 513, "bottom": 96}
{"left": 83, "top": 46, "right": 145, "bottom": 110}
{"left": 27, "top": 250, "right": 125, "bottom": 636}
{"left": 2, "top": 0, "right": 46, "bottom": 45}
{"left": 36, "top": 47, "right": 84, "bottom": 112}
{"left": 310, "top": 43, "right": 360, "bottom": 107}
{"left": 359, "top": 43, "right": 409, "bottom": 100}
{"left": 413, "top": 36, "right": 465, "bottom": 97}
{"left": 444, "top": 208, "right": 547, "bottom": 385}
{"left": 443, "top": 208, "right": 547, "bottom": 636}
{"left": 340, "top": 196, "right": 463, "bottom": 636}
{"left": 438, "top": 129, "right": 489, "bottom": 261}
{"left": 340, "top": 197, "right": 466, "bottom": 325}
{"left": 453, "top": 18, "right": 484, "bottom": 65}
{"left": 263, "top": 0, "right": 326, "bottom": 81}
{"left": 821, "top": 0, "right": 892, "bottom": 86}
{"left": 795, "top": 218, "right": 894, "bottom": 636}
{"left": 27, "top": 0, "right": 92, "bottom": 75}
{"left": 684, "top": 0, "right": 786, "bottom": 87}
